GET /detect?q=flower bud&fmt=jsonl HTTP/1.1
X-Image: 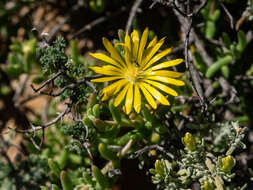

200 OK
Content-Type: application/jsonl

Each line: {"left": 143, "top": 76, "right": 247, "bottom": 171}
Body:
{"left": 92, "top": 104, "right": 100, "bottom": 118}
{"left": 150, "top": 132, "right": 160, "bottom": 144}
{"left": 221, "top": 155, "right": 236, "bottom": 173}
{"left": 149, "top": 150, "right": 157, "bottom": 156}
{"left": 154, "top": 160, "right": 164, "bottom": 176}
{"left": 183, "top": 132, "right": 196, "bottom": 151}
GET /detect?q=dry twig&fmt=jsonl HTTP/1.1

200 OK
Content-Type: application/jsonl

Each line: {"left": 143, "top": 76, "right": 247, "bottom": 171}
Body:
{"left": 72, "top": 6, "right": 128, "bottom": 39}
{"left": 126, "top": 0, "right": 143, "bottom": 31}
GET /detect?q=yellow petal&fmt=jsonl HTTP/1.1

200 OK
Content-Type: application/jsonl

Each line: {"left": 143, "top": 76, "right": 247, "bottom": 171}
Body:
{"left": 89, "top": 66, "right": 121, "bottom": 75}
{"left": 142, "top": 36, "right": 157, "bottom": 63}
{"left": 125, "top": 83, "right": 133, "bottom": 114}
{"left": 141, "top": 82, "right": 170, "bottom": 105}
{"left": 102, "top": 79, "right": 128, "bottom": 94}
{"left": 102, "top": 93, "right": 110, "bottom": 101}
{"left": 146, "top": 76, "right": 185, "bottom": 86}
{"left": 131, "top": 30, "right": 139, "bottom": 61}
{"left": 134, "top": 83, "right": 141, "bottom": 113}
{"left": 144, "top": 79, "right": 178, "bottom": 96}
{"left": 114, "top": 83, "right": 129, "bottom": 106}
{"left": 115, "top": 42, "right": 125, "bottom": 47}
{"left": 125, "top": 31, "right": 131, "bottom": 54}
{"left": 139, "top": 82, "right": 157, "bottom": 109}
{"left": 137, "top": 27, "right": 149, "bottom": 66}
{"left": 91, "top": 76, "right": 122, "bottom": 82}
{"left": 142, "top": 37, "right": 165, "bottom": 66}
{"left": 89, "top": 53, "right": 123, "bottom": 68}
{"left": 124, "top": 46, "right": 131, "bottom": 67}
{"left": 147, "top": 36, "right": 157, "bottom": 48}
{"left": 143, "top": 48, "right": 172, "bottom": 70}
{"left": 102, "top": 38, "right": 125, "bottom": 67}
{"left": 114, "top": 81, "right": 129, "bottom": 95}
{"left": 146, "top": 70, "right": 183, "bottom": 78}
{"left": 148, "top": 59, "right": 184, "bottom": 71}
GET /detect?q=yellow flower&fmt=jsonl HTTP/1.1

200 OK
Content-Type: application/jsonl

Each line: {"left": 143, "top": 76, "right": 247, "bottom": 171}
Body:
{"left": 89, "top": 28, "right": 184, "bottom": 114}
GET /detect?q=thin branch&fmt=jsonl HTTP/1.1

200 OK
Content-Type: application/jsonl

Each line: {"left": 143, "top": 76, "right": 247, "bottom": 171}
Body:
{"left": 218, "top": 76, "right": 239, "bottom": 105}
{"left": 126, "top": 0, "right": 143, "bottom": 31}
{"left": 118, "top": 139, "right": 134, "bottom": 158}
{"left": 172, "top": 0, "right": 188, "bottom": 17}
{"left": 25, "top": 134, "right": 41, "bottom": 151}
{"left": 150, "top": 0, "right": 208, "bottom": 109}
{"left": 235, "top": 75, "right": 253, "bottom": 80}
{"left": 8, "top": 106, "right": 71, "bottom": 133}
{"left": 149, "top": 0, "right": 172, "bottom": 8}
{"left": 184, "top": 18, "right": 193, "bottom": 69}
{"left": 85, "top": 81, "right": 97, "bottom": 92}
{"left": 40, "top": 83, "right": 79, "bottom": 97}
{"left": 47, "top": 0, "right": 83, "bottom": 42}
{"left": 172, "top": 0, "right": 207, "bottom": 17}
{"left": 236, "top": 10, "right": 250, "bottom": 31}
{"left": 30, "top": 71, "right": 62, "bottom": 92}
{"left": 72, "top": 6, "right": 128, "bottom": 39}
{"left": 151, "top": 0, "right": 207, "bottom": 109}
{"left": 101, "top": 139, "right": 134, "bottom": 175}
{"left": 176, "top": 10, "right": 208, "bottom": 109}
{"left": 39, "top": 127, "right": 45, "bottom": 149}
{"left": 83, "top": 142, "right": 94, "bottom": 164}
{"left": 192, "top": 30, "right": 213, "bottom": 66}
{"left": 173, "top": 0, "right": 207, "bottom": 110}
{"left": 192, "top": 0, "right": 208, "bottom": 16}
{"left": 39, "top": 75, "right": 101, "bottom": 97}
{"left": 30, "top": 70, "right": 100, "bottom": 97}
{"left": 219, "top": 2, "right": 234, "bottom": 30}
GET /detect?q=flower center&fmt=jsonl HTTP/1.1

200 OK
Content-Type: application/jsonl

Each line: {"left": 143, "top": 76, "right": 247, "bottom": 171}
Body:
{"left": 125, "top": 64, "right": 140, "bottom": 84}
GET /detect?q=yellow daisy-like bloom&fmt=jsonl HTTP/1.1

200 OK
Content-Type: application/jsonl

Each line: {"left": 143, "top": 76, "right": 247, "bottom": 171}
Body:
{"left": 89, "top": 28, "right": 184, "bottom": 114}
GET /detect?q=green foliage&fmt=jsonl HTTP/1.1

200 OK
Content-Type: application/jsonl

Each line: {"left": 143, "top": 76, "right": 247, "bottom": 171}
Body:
{"left": 5, "top": 38, "right": 37, "bottom": 77}
{"left": 205, "top": 30, "right": 247, "bottom": 78}
{"left": 150, "top": 122, "right": 246, "bottom": 190}
{"left": 39, "top": 37, "right": 68, "bottom": 74}
{"left": 92, "top": 165, "right": 110, "bottom": 190}
{"left": 60, "top": 171, "right": 74, "bottom": 190}
{"left": 201, "top": 1, "right": 221, "bottom": 39}
{"left": 0, "top": 141, "right": 50, "bottom": 190}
